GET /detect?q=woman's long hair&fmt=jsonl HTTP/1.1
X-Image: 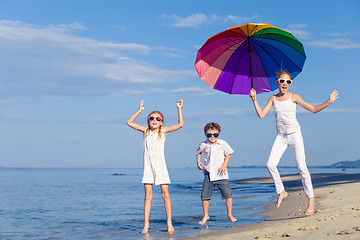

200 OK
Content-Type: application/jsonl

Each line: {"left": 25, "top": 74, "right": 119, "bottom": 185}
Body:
{"left": 145, "top": 111, "right": 164, "bottom": 139}
{"left": 276, "top": 69, "right": 292, "bottom": 80}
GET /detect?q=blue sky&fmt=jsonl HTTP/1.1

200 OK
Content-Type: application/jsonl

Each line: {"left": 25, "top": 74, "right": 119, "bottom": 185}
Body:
{"left": 0, "top": 0, "right": 359, "bottom": 168}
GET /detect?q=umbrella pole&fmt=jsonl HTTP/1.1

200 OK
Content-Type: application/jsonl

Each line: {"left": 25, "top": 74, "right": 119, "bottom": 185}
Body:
{"left": 247, "top": 37, "right": 255, "bottom": 101}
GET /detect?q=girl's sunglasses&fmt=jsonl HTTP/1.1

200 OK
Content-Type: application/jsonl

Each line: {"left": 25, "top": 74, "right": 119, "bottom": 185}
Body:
{"left": 277, "top": 79, "right": 292, "bottom": 85}
{"left": 148, "top": 116, "right": 162, "bottom": 122}
{"left": 205, "top": 133, "right": 219, "bottom": 138}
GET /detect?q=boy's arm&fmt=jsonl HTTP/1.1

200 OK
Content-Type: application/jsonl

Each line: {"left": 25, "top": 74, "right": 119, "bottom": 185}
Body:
{"left": 218, "top": 154, "right": 231, "bottom": 175}
{"left": 196, "top": 153, "right": 203, "bottom": 170}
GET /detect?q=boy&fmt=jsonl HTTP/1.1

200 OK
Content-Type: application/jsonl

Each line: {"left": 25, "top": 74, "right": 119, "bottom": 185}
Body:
{"left": 196, "top": 122, "right": 237, "bottom": 225}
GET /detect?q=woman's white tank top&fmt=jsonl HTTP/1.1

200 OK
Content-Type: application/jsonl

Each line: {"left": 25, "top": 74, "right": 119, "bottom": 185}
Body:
{"left": 273, "top": 93, "right": 301, "bottom": 134}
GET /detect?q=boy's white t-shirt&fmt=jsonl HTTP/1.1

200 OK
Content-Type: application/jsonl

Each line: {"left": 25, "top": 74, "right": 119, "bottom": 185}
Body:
{"left": 196, "top": 139, "right": 234, "bottom": 181}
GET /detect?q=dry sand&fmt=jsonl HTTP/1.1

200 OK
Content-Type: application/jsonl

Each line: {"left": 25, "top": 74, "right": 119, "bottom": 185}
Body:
{"left": 185, "top": 173, "right": 360, "bottom": 240}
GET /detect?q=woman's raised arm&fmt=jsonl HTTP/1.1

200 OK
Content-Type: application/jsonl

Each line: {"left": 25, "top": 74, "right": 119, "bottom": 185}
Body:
{"left": 294, "top": 90, "right": 339, "bottom": 113}
{"left": 249, "top": 89, "right": 273, "bottom": 119}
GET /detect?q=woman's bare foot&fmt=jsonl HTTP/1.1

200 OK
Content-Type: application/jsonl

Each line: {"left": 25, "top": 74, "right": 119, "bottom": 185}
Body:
{"left": 275, "top": 190, "right": 288, "bottom": 208}
{"left": 305, "top": 197, "right": 315, "bottom": 216}
{"left": 199, "top": 215, "right": 209, "bottom": 225}
{"left": 228, "top": 215, "right": 237, "bottom": 223}
{"left": 141, "top": 225, "right": 149, "bottom": 234}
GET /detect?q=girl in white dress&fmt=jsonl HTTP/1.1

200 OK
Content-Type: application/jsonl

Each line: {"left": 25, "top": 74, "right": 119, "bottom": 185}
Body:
{"left": 126, "top": 99, "right": 183, "bottom": 234}
{"left": 249, "top": 70, "right": 338, "bottom": 216}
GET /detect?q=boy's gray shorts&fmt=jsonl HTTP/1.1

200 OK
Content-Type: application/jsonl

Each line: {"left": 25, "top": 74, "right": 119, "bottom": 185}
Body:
{"left": 201, "top": 171, "right": 233, "bottom": 200}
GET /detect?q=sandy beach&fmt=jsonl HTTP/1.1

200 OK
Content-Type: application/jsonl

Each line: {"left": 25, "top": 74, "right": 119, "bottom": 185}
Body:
{"left": 185, "top": 173, "right": 360, "bottom": 240}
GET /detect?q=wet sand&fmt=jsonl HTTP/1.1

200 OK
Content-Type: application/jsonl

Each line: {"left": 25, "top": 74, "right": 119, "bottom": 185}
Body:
{"left": 185, "top": 173, "right": 360, "bottom": 240}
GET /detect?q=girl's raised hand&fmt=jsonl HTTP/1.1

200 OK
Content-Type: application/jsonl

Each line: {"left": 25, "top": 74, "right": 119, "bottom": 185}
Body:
{"left": 176, "top": 99, "right": 183, "bottom": 108}
{"left": 139, "top": 100, "right": 145, "bottom": 112}
{"left": 329, "top": 90, "right": 339, "bottom": 103}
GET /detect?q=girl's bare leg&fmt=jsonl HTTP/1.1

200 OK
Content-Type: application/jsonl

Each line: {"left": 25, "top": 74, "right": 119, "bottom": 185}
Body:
{"left": 225, "top": 198, "right": 237, "bottom": 222}
{"left": 142, "top": 184, "right": 153, "bottom": 234}
{"left": 160, "top": 184, "right": 174, "bottom": 233}
{"left": 199, "top": 200, "right": 210, "bottom": 225}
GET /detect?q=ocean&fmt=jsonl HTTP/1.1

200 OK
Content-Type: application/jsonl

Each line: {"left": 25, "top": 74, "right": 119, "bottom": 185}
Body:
{"left": 1, "top": 167, "right": 359, "bottom": 240}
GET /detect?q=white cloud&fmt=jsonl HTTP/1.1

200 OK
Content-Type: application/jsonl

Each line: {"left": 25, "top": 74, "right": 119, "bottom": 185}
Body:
{"left": 111, "top": 86, "right": 214, "bottom": 96}
{"left": 308, "top": 38, "right": 360, "bottom": 49}
{"left": 286, "top": 24, "right": 312, "bottom": 39}
{"left": 226, "top": 15, "right": 254, "bottom": 25}
{"left": 322, "top": 108, "right": 360, "bottom": 114}
{"left": 162, "top": 52, "right": 186, "bottom": 58}
{"left": 166, "top": 13, "right": 208, "bottom": 28}
{"left": 0, "top": 20, "right": 194, "bottom": 98}
{"left": 282, "top": 25, "right": 360, "bottom": 50}
{"left": 61, "top": 134, "right": 84, "bottom": 144}
{"left": 297, "top": 108, "right": 360, "bottom": 114}
{"left": 181, "top": 108, "right": 255, "bottom": 122}
{"left": 162, "top": 13, "right": 260, "bottom": 28}
{"left": 72, "top": 108, "right": 252, "bottom": 125}
{"left": 171, "top": 86, "right": 212, "bottom": 95}
{"left": 329, "top": 31, "right": 360, "bottom": 37}
{"left": 0, "top": 96, "right": 60, "bottom": 108}
{"left": 284, "top": 27, "right": 360, "bottom": 50}
{"left": 288, "top": 24, "right": 308, "bottom": 29}
{"left": 181, "top": 107, "right": 360, "bottom": 126}
{"left": 0, "top": 110, "right": 27, "bottom": 121}
{"left": 103, "top": 61, "right": 195, "bottom": 83}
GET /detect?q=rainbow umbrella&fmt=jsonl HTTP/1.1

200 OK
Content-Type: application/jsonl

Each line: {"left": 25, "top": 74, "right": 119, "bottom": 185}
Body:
{"left": 195, "top": 23, "right": 306, "bottom": 95}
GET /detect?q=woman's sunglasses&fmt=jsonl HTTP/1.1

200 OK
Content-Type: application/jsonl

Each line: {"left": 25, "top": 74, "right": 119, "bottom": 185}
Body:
{"left": 277, "top": 79, "right": 292, "bottom": 85}
{"left": 148, "top": 116, "right": 162, "bottom": 122}
{"left": 205, "top": 133, "right": 219, "bottom": 138}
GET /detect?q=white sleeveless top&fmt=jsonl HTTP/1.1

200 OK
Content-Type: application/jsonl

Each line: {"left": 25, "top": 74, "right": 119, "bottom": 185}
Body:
{"left": 273, "top": 93, "right": 301, "bottom": 134}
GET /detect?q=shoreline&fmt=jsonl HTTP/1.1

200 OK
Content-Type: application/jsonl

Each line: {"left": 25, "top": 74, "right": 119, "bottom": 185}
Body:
{"left": 184, "top": 173, "right": 360, "bottom": 240}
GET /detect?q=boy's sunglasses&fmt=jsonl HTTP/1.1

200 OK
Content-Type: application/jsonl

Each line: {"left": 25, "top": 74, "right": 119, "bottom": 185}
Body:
{"left": 148, "top": 116, "right": 162, "bottom": 122}
{"left": 205, "top": 133, "right": 219, "bottom": 138}
{"left": 277, "top": 79, "right": 292, "bottom": 85}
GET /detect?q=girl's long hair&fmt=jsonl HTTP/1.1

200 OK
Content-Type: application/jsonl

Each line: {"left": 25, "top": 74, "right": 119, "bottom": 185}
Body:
{"left": 145, "top": 111, "right": 164, "bottom": 139}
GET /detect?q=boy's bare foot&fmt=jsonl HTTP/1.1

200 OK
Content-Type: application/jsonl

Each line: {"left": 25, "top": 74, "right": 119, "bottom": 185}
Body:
{"left": 141, "top": 225, "right": 149, "bottom": 234}
{"left": 228, "top": 215, "right": 237, "bottom": 223}
{"left": 199, "top": 216, "right": 209, "bottom": 225}
{"left": 305, "top": 197, "right": 315, "bottom": 216}
{"left": 275, "top": 190, "right": 288, "bottom": 208}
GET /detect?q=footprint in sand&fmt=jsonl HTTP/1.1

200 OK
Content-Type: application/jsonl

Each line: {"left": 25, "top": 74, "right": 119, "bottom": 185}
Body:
{"left": 335, "top": 229, "right": 351, "bottom": 235}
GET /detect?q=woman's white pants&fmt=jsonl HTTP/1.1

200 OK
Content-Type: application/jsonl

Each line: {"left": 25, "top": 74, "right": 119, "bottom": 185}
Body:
{"left": 267, "top": 132, "right": 314, "bottom": 198}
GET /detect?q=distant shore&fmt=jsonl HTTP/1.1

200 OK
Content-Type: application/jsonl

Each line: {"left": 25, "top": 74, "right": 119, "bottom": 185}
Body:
{"left": 185, "top": 173, "right": 360, "bottom": 240}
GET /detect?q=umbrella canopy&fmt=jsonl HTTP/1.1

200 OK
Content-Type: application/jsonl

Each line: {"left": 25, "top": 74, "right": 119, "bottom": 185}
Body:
{"left": 195, "top": 23, "right": 306, "bottom": 95}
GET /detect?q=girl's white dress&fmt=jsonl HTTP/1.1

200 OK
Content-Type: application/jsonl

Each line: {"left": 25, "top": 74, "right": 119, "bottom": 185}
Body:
{"left": 142, "top": 130, "right": 171, "bottom": 185}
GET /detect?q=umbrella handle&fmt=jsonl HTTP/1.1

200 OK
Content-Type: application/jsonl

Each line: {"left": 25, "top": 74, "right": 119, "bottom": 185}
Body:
{"left": 251, "top": 88, "right": 255, "bottom": 101}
